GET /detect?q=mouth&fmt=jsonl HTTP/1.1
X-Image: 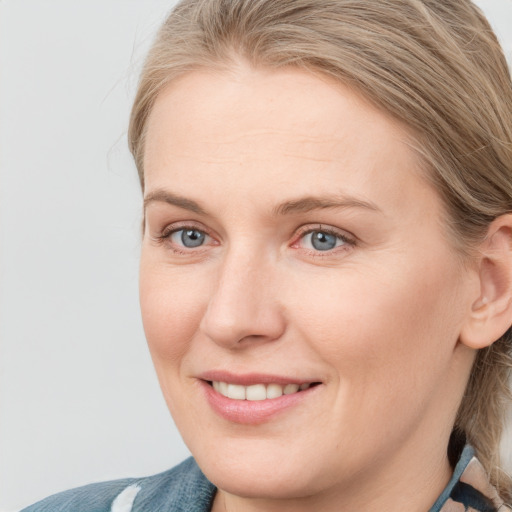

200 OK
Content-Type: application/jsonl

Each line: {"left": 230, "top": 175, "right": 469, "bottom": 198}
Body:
{"left": 208, "top": 381, "right": 320, "bottom": 401}
{"left": 199, "top": 373, "right": 323, "bottom": 424}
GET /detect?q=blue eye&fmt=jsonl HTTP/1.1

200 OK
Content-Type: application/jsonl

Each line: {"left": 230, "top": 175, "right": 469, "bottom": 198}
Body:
{"left": 171, "top": 228, "right": 207, "bottom": 248}
{"left": 302, "top": 230, "right": 346, "bottom": 251}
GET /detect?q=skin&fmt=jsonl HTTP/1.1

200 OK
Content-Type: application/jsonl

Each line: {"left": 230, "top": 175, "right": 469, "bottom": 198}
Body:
{"left": 139, "top": 64, "right": 483, "bottom": 511}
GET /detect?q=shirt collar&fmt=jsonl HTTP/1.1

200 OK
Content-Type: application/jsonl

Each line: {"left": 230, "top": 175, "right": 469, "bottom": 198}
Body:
{"left": 430, "top": 445, "right": 510, "bottom": 512}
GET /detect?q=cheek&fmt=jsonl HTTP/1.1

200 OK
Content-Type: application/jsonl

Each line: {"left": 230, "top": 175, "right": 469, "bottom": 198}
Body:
{"left": 287, "top": 258, "right": 467, "bottom": 450}
{"left": 291, "top": 255, "right": 464, "bottom": 388}
{"left": 139, "top": 258, "right": 208, "bottom": 363}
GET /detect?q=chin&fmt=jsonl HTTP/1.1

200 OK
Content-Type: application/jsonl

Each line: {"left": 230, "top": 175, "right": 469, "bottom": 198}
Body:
{"left": 189, "top": 438, "right": 335, "bottom": 500}
{"left": 202, "top": 462, "right": 319, "bottom": 500}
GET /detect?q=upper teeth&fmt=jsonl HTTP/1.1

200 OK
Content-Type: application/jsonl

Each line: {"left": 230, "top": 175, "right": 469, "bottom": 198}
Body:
{"left": 212, "top": 381, "right": 311, "bottom": 401}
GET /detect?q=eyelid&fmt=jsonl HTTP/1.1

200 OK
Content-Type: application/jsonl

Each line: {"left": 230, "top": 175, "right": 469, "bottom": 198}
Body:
{"left": 152, "top": 221, "right": 220, "bottom": 254}
{"left": 292, "top": 224, "right": 356, "bottom": 245}
{"left": 290, "top": 224, "right": 357, "bottom": 257}
{"left": 169, "top": 228, "right": 211, "bottom": 248}
{"left": 160, "top": 220, "right": 210, "bottom": 238}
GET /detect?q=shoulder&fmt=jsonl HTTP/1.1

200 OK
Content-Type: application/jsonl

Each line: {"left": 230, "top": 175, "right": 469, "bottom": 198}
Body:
{"left": 20, "top": 477, "right": 137, "bottom": 512}
{"left": 21, "top": 457, "right": 216, "bottom": 512}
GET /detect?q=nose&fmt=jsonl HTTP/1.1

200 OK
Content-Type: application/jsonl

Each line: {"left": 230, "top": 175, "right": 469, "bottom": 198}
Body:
{"left": 199, "top": 251, "right": 286, "bottom": 349}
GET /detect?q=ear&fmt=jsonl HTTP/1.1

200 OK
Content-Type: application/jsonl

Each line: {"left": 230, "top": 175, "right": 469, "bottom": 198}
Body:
{"left": 460, "top": 214, "right": 512, "bottom": 349}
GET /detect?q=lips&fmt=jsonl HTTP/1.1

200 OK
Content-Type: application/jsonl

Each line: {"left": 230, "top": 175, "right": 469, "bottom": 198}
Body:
{"left": 198, "top": 371, "right": 322, "bottom": 424}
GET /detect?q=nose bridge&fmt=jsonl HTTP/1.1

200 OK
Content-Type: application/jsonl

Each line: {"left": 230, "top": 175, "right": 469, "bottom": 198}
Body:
{"left": 200, "top": 243, "right": 284, "bottom": 347}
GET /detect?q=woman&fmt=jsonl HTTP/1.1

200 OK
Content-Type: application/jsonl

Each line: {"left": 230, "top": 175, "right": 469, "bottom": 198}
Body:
{"left": 23, "top": 0, "right": 512, "bottom": 510}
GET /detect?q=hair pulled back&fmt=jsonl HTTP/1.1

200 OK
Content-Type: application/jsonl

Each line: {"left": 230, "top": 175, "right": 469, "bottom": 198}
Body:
{"left": 129, "top": 0, "right": 512, "bottom": 499}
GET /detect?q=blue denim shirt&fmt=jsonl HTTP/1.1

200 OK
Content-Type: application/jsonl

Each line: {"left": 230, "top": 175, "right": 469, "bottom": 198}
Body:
{"left": 21, "top": 445, "right": 510, "bottom": 512}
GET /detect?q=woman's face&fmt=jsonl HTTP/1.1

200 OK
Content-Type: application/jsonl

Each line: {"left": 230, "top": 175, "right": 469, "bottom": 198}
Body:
{"left": 140, "top": 65, "right": 478, "bottom": 504}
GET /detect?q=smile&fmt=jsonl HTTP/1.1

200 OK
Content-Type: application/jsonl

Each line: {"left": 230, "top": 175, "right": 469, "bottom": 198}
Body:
{"left": 210, "top": 381, "right": 314, "bottom": 401}
{"left": 199, "top": 372, "right": 323, "bottom": 423}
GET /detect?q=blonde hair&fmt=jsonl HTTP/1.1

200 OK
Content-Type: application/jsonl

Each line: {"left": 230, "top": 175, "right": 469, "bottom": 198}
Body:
{"left": 129, "top": 0, "right": 512, "bottom": 499}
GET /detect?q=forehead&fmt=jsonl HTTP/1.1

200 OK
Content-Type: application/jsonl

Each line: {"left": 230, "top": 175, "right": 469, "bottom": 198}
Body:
{"left": 143, "top": 65, "right": 435, "bottom": 219}
{"left": 146, "top": 65, "right": 410, "bottom": 159}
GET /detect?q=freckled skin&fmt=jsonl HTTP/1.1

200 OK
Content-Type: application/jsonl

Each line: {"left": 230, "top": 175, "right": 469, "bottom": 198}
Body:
{"left": 140, "top": 65, "right": 479, "bottom": 512}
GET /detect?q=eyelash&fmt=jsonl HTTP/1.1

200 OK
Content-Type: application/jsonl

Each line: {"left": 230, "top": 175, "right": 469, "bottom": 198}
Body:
{"left": 152, "top": 222, "right": 216, "bottom": 255}
{"left": 153, "top": 223, "right": 356, "bottom": 256}
{"left": 291, "top": 225, "right": 356, "bottom": 256}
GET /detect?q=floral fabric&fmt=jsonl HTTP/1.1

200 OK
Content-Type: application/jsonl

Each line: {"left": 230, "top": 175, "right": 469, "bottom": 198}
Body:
{"left": 433, "top": 446, "right": 511, "bottom": 512}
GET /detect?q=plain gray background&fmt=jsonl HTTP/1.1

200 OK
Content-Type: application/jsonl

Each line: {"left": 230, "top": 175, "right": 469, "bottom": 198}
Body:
{"left": 0, "top": 1, "right": 511, "bottom": 510}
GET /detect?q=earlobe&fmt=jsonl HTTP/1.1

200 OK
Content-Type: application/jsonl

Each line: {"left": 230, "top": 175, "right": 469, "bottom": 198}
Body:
{"left": 460, "top": 215, "right": 512, "bottom": 350}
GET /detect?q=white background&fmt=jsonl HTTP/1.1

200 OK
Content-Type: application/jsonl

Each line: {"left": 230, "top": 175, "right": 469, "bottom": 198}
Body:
{"left": 0, "top": 1, "right": 511, "bottom": 510}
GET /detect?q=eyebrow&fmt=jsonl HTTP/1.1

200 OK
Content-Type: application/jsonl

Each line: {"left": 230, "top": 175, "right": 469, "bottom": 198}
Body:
{"left": 272, "top": 195, "right": 381, "bottom": 216}
{"left": 143, "top": 189, "right": 381, "bottom": 217}
{"left": 144, "top": 190, "right": 207, "bottom": 215}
